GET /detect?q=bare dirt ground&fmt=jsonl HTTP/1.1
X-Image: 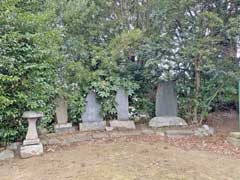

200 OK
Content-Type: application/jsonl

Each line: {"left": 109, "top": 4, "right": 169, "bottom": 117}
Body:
{"left": 1, "top": 138, "right": 240, "bottom": 180}
{"left": 0, "top": 110, "right": 239, "bottom": 180}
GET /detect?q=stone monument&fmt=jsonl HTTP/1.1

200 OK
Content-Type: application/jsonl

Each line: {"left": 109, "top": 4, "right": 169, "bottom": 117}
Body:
{"left": 79, "top": 91, "right": 106, "bottom": 131}
{"left": 149, "top": 81, "right": 187, "bottom": 128}
{"left": 20, "top": 111, "right": 44, "bottom": 158}
{"left": 110, "top": 88, "right": 136, "bottom": 129}
{"left": 155, "top": 81, "right": 178, "bottom": 116}
{"left": 54, "top": 97, "right": 75, "bottom": 133}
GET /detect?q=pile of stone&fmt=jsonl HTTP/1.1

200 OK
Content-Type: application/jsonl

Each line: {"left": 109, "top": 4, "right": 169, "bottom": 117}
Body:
{"left": 194, "top": 125, "right": 215, "bottom": 137}
{"left": 228, "top": 132, "right": 240, "bottom": 147}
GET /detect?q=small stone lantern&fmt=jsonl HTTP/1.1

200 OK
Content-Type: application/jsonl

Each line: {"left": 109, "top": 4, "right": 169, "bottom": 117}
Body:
{"left": 20, "top": 111, "right": 44, "bottom": 158}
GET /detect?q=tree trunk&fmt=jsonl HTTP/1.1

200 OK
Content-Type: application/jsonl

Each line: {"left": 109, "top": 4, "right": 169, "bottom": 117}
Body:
{"left": 193, "top": 57, "right": 201, "bottom": 123}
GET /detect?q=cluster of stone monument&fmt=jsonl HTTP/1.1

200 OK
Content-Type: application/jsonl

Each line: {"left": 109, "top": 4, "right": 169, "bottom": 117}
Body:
{"left": 19, "top": 82, "right": 188, "bottom": 158}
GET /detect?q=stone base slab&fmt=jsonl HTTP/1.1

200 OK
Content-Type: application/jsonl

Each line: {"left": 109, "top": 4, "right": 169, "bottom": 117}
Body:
{"left": 165, "top": 130, "right": 193, "bottom": 137}
{"left": 229, "top": 132, "right": 240, "bottom": 139}
{"left": 0, "top": 149, "right": 14, "bottom": 161}
{"left": 20, "top": 143, "right": 43, "bottom": 158}
{"left": 110, "top": 120, "right": 136, "bottom": 129}
{"left": 149, "top": 116, "right": 187, "bottom": 128}
{"left": 54, "top": 123, "right": 76, "bottom": 133}
{"left": 23, "top": 138, "right": 40, "bottom": 146}
{"left": 79, "top": 121, "right": 106, "bottom": 131}
{"left": 227, "top": 137, "right": 240, "bottom": 147}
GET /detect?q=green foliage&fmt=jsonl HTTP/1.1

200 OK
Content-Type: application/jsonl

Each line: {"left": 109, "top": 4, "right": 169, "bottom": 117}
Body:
{"left": 0, "top": 0, "right": 61, "bottom": 144}
{"left": 1, "top": 0, "right": 239, "bottom": 143}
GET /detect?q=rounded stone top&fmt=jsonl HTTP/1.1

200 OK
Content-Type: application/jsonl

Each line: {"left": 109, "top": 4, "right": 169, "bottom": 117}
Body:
{"left": 22, "top": 111, "right": 44, "bottom": 119}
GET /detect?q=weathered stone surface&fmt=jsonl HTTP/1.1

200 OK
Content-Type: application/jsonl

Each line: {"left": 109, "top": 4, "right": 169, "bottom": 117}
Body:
{"left": 74, "top": 133, "right": 92, "bottom": 142}
{"left": 79, "top": 121, "right": 106, "bottom": 131}
{"left": 149, "top": 116, "right": 187, "bottom": 128}
{"left": 109, "top": 131, "right": 141, "bottom": 138}
{"left": 23, "top": 138, "right": 40, "bottom": 146}
{"left": 54, "top": 123, "right": 75, "bottom": 134}
{"left": 110, "top": 120, "right": 136, "bottom": 129}
{"left": 0, "top": 149, "right": 14, "bottom": 161}
{"left": 81, "top": 91, "right": 103, "bottom": 123}
{"left": 20, "top": 143, "right": 43, "bottom": 158}
{"left": 227, "top": 137, "right": 240, "bottom": 147}
{"left": 7, "top": 142, "right": 21, "bottom": 151}
{"left": 55, "top": 97, "right": 68, "bottom": 124}
{"left": 229, "top": 132, "right": 240, "bottom": 139}
{"left": 194, "top": 125, "right": 214, "bottom": 137}
{"left": 92, "top": 132, "right": 109, "bottom": 139}
{"left": 106, "top": 126, "right": 114, "bottom": 131}
{"left": 116, "top": 88, "right": 129, "bottom": 121}
{"left": 22, "top": 111, "right": 43, "bottom": 119}
{"left": 155, "top": 81, "right": 178, "bottom": 116}
{"left": 165, "top": 130, "right": 194, "bottom": 137}
{"left": 142, "top": 129, "right": 155, "bottom": 135}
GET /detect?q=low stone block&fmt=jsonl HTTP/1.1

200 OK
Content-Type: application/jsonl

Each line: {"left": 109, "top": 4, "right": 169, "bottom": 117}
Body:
{"left": 106, "top": 126, "right": 114, "bottom": 131}
{"left": 79, "top": 121, "right": 106, "bottom": 131}
{"left": 0, "top": 149, "right": 14, "bottom": 161}
{"left": 54, "top": 123, "right": 76, "bottom": 133}
{"left": 7, "top": 142, "right": 21, "bottom": 151}
{"left": 142, "top": 129, "right": 155, "bottom": 135}
{"left": 110, "top": 120, "right": 136, "bottom": 129}
{"left": 74, "top": 133, "right": 92, "bottom": 142}
{"left": 92, "top": 132, "right": 109, "bottom": 139}
{"left": 109, "top": 130, "right": 141, "bottom": 138}
{"left": 165, "top": 130, "right": 194, "bottom": 137}
{"left": 149, "top": 116, "right": 187, "bottom": 128}
{"left": 227, "top": 137, "right": 240, "bottom": 147}
{"left": 229, "top": 132, "right": 240, "bottom": 139}
{"left": 20, "top": 143, "right": 43, "bottom": 158}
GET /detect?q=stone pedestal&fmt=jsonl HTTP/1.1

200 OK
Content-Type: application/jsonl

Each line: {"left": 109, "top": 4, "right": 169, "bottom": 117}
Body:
{"left": 228, "top": 132, "right": 240, "bottom": 147}
{"left": 110, "top": 88, "right": 136, "bottom": 130}
{"left": 20, "top": 143, "right": 43, "bottom": 158}
{"left": 149, "top": 116, "right": 187, "bottom": 128}
{"left": 54, "top": 97, "right": 75, "bottom": 133}
{"left": 80, "top": 121, "right": 106, "bottom": 131}
{"left": 20, "top": 111, "right": 44, "bottom": 158}
{"left": 109, "top": 120, "right": 136, "bottom": 129}
{"left": 80, "top": 91, "right": 106, "bottom": 131}
{"left": 54, "top": 123, "right": 75, "bottom": 133}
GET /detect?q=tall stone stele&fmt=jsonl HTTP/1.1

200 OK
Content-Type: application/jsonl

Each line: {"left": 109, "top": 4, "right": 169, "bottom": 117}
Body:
{"left": 54, "top": 97, "right": 75, "bottom": 133}
{"left": 110, "top": 88, "right": 136, "bottom": 129}
{"left": 20, "top": 111, "right": 44, "bottom": 158}
{"left": 79, "top": 91, "right": 106, "bottom": 131}
{"left": 149, "top": 81, "right": 187, "bottom": 128}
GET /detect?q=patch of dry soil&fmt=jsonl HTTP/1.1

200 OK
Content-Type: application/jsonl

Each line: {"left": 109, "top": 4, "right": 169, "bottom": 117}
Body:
{"left": 1, "top": 140, "right": 240, "bottom": 180}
